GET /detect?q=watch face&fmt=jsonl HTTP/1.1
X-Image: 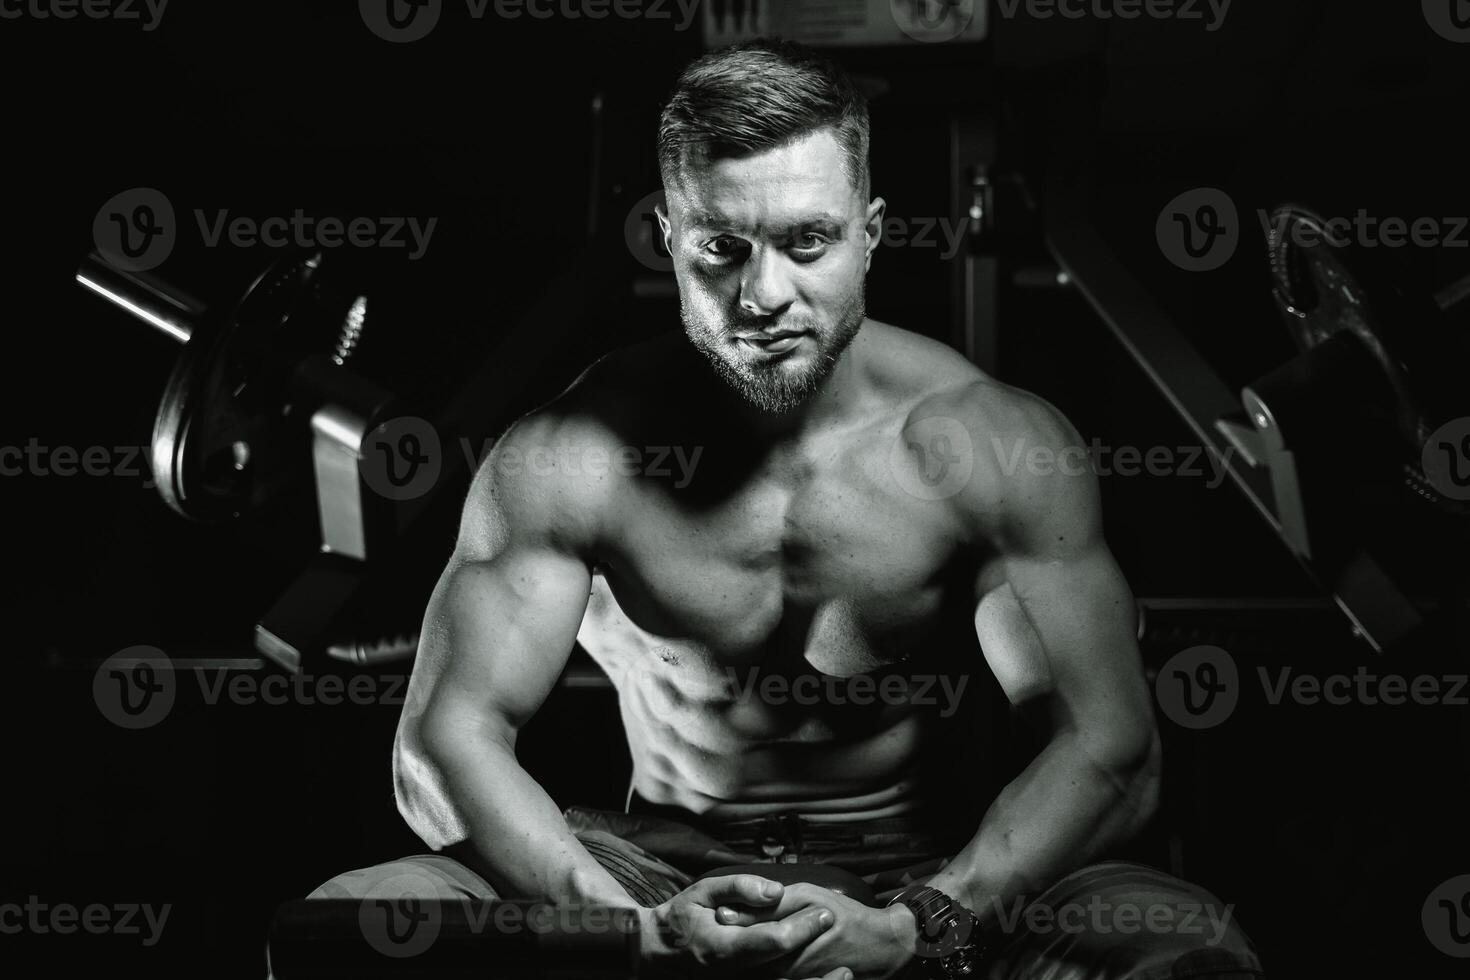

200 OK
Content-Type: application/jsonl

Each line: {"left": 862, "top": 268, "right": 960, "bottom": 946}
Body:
{"left": 915, "top": 913, "right": 967, "bottom": 958}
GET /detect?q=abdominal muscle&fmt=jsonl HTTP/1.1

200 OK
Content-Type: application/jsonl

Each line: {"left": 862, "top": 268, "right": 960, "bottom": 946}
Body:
{"left": 578, "top": 587, "right": 947, "bottom": 823}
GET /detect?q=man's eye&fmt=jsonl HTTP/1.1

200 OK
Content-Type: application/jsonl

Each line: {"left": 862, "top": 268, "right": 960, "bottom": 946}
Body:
{"left": 793, "top": 233, "right": 830, "bottom": 251}
{"left": 705, "top": 237, "right": 744, "bottom": 257}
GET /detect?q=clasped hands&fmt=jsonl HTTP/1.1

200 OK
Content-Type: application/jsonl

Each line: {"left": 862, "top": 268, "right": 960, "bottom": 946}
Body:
{"left": 639, "top": 873, "right": 920, "bottom": 980}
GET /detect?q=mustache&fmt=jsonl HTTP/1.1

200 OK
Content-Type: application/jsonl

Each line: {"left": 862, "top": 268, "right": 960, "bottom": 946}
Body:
{"left": 724, "top": 316, "right": 819, "bottom": 335}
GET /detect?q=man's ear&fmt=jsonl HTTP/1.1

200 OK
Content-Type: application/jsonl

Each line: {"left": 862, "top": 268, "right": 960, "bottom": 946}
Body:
{"left": 864, "top": 197, "right": 887, "bottom": 271}
{"left": 655, "top": 200, "right": 673, "bottom": 256}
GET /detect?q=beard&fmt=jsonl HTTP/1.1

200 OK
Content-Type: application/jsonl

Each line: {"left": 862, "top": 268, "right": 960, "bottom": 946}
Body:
{"left": 681, "top": 282, "right": 866, "bottom": 415}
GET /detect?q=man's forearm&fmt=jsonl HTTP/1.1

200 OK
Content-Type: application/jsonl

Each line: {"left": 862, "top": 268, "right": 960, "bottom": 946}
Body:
{"left": 925, "top": 728, "right": 1161, "bottom": 923}
{"left": 397, "top": 733, "right": 640, "bottom": 910}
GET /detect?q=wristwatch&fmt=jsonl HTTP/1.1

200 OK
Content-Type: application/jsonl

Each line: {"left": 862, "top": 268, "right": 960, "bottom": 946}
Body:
{"left": 885, "top": 884, "right": 990, "bottom": 978}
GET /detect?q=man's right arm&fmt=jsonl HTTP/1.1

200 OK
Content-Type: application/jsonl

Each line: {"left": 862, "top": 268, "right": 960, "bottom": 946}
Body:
{"left": 389, "top": 411, "right": 849, "bottom": 978}
{"left": 391, "top": 413, "right": 636, "bottom": 909}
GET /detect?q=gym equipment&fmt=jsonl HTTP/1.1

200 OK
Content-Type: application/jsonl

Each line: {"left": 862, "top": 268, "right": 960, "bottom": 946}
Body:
{"left": 1047, "top": 190, "right": 1470, "bottom": 652}
{"left": 1255, "top": 205, "right": 1470, "bottom": 518}
{"left": 76, "top": 224, "right": 622, "bottom": 669}
{"left": 76, "top": 251, "right": 405, "bottom": 669}
{"left": 701, "top": 863, "right": 880, "bottom": 907}
{"left": 76, "top": 251, "right": 391, "bottom": 525}
{"left": 268, "top": 899, "right": 638, "bottom": 979}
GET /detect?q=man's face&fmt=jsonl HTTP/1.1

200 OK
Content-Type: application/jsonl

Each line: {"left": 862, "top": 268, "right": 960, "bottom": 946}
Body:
{"left": 657, "top": 127, "right": 884, "bottom": 414}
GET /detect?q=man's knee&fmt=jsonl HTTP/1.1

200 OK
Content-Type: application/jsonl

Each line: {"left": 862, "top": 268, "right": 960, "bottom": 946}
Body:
{"left": 269, "top": 856, "right": 501, "bottom": 980}
{"left": 307, "top": 854, "right": 500, "bottom": 902}
{"left": 991, "top": 862, "right": 1263, "bottom": 979}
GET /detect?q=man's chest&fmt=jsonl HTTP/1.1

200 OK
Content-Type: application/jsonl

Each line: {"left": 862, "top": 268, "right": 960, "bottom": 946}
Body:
{"left": 586, "top": 450, "right": 979, "bottom": 672}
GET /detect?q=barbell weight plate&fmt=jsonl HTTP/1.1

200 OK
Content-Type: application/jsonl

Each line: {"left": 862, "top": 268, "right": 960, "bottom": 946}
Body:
{"left": 149, "top": 253, "right": 326, "bottom": 521}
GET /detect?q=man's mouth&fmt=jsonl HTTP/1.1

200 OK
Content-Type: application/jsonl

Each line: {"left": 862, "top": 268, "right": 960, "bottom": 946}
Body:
{"left": 735, "top": 330, "right": 808, "bottom": 355}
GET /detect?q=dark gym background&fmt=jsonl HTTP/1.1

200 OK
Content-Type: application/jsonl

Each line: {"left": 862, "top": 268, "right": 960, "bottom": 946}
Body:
{"left": 3, "top": 2, "right": 1468, "bottom": 978}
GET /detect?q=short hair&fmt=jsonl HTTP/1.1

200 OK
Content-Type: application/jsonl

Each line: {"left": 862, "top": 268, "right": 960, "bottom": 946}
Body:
{"left": 656, "top": 37, "right": 871, "bottom": 201}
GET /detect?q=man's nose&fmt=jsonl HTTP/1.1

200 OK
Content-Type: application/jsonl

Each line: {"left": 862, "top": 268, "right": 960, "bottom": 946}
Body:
{"left": 738, "top": 247, "right": 797, "bottom": 317}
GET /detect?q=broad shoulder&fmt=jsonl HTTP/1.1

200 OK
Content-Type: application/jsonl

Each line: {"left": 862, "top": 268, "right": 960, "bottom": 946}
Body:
{"left": 456, "top": 334, "right": 689, "bottom": 559}
{"left": 860, "top": 320, "right": 1068, "bottom": 453}
{"left": 874, "top": 332, "right": 1097, "bottom": 548}
{"left": 858, "top": 320, "right": 985, "bottom": 398}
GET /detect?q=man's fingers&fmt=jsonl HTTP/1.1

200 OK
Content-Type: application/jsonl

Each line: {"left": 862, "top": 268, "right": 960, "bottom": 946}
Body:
{"left": 717, "top": 882, "right": 827, "bottom": 925}
{"left": 782, "top": 970, "right": 853, "bottom": 980}
{"left": 688, "top": 873, "right": 784, "bottom": 908}
{"left": 715, "top": 904, "right": 765, "bottom": 927}
{"left": 736, "top": 905, "right": 835, "bottom": 958}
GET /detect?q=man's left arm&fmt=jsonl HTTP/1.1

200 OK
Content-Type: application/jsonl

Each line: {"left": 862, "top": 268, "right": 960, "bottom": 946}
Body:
{"left": 921, "top": 393, "right": 1162, "bottom": 930}
{"left": 727, "top": 394, "right": 1162, "bottom": 980}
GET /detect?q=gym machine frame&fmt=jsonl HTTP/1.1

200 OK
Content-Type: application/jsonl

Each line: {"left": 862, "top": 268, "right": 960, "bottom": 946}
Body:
{"left": 1042, "top": 187, "right": 1427, "bottom": 653}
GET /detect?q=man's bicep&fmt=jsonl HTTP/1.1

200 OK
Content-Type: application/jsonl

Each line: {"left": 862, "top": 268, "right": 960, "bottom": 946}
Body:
{"left": 978, "top": 399, "right": 1154, "bottom": 768}
{"left": 1003, "top": 543, "right": 1151, "bottom": 762}
{"left": 411, "top": 424, "right": 599, "bottom": 754}
{"left": 425, "top": 548, "right": 592, "bottom": 741}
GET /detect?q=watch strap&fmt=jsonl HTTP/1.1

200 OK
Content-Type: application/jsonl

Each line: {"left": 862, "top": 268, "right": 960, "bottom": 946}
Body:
{"left": 886, "top": 884, "right": 987, "bottom": 976}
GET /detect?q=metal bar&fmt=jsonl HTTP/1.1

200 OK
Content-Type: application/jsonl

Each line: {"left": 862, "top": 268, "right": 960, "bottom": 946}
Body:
{"left": 69, "top": 657, "right": 267, "bottom": 671}
{"left": 326, "top": 634, "right": 418, "bottom": 666}
{"left": 963, "top": 254, "right": 998, "bottom": 370}
{"left": 950, "top": 115, "right": 997, "bottom": 371}
{"left": 75, "top": 252, "right": 205, "bottom": 344}
{"left": 1239, "top": 389, "right": 1311, "bottom": 559}
{"left": 1433, "top": 269, "right": 1470, "bottom": 312}
{"left": 310, "top": 403, "right": 372, "bottom": 562}
{"left": 1044, "top": 193, "right": 1278, "bottom": 533}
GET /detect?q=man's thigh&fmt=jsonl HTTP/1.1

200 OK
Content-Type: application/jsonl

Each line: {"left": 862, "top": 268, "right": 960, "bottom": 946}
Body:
{"left": 308, "top": 852, "right": 500, "bottom": 901}
{"left": 984, "top": 861, "right": 1264, "bottom": 980}
{"left": 306, "top": 829, "right": 693, "bottom": 908}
